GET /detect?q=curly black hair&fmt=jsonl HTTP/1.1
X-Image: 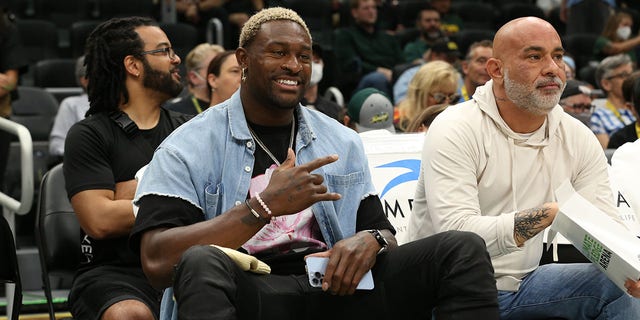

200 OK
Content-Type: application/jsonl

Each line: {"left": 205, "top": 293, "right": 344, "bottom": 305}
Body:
{"left": 85, "top": 16, "right": 157, "bottom": 115}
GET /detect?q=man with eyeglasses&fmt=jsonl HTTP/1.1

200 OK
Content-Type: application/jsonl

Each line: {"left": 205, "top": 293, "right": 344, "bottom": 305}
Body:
{"left": 62, "top": 17, "right": 191, "bottom": 320}
{"left": 409, "top": 17, "right": 640, "bottom": 319}
{"left": 559, "top": 79, "right": 595, "bottom": 126}
{"left": 590, "top": 54, "right": 636, "bottom": 148}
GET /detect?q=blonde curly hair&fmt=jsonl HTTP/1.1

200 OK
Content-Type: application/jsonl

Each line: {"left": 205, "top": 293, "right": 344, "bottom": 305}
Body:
{"left": 397, "top": 61, "right": 459, "bottom": 131}
{"left": 239, "top": 7, "right": 311, "bottom": 48}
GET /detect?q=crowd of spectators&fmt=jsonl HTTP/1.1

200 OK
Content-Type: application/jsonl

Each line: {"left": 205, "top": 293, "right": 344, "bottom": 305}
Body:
{"left": 5, "top": 1, "right": 640, "bottom": 319}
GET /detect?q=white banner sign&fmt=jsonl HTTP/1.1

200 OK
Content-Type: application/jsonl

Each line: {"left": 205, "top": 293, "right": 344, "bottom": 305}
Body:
{"left": 360, "top": 132, "right": 424, "bottom": 245}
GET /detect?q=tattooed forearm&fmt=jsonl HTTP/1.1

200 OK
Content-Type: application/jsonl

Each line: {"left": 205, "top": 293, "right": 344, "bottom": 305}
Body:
{"left": 514, "top": 206, "right": 551, "bottom": 247}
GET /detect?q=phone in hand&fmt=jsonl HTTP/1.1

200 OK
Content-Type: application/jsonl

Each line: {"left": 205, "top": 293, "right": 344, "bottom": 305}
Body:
{"left": 305, "top": 256, "right": 374, "bottom": 290}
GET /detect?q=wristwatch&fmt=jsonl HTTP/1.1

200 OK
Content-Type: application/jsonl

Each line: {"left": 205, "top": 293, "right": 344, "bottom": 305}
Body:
{"left": 366, "top": 229, "right": 389, "bottom": 255}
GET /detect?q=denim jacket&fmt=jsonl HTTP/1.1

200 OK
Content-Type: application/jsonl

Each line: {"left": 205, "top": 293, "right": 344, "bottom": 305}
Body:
{"left": 134, "top": 91, "right": 376, "bottom": 319}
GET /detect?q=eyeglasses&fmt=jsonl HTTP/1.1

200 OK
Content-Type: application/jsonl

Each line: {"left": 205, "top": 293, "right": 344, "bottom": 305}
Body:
{"left": 561, "top": 102, "right": 594, "bottom": 113}
{"left": 605, "top": 72, "right": 631, "bottom": 80}
{"left": 138, "top": 47, "right": 177, "bottom": 60}
{"left": 430, "top": 92, "right": 461, "bottom": 104}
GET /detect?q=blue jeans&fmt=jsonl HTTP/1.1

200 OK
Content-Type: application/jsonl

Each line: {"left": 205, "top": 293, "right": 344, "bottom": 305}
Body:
{"left": 498, "top": 263, "right": 640, "bottom": 319}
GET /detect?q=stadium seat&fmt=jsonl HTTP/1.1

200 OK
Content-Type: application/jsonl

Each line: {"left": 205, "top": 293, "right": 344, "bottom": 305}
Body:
{"left": 35, "top": 164, "right": 79, "bottom": 320}
{"left": 9, "top": 86, "right": 59, "bottom": 142}
{"left": 452, "top": 2, "right": 497, "bottom": 31}
{"left": 32, "top": 59, "right": 78, "bottom": 88}
{"left": 563, "top": 33, "right": 600, "bottom": 73}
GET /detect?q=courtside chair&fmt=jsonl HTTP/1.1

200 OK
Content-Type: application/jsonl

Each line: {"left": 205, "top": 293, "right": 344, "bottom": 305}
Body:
{"left": 35, "top": 164, "right": 79, "bottom": 320}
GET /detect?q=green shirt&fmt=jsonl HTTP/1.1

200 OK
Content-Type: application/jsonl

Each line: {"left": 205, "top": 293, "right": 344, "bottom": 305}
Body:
{"left": 593, "top": 36, "right": 637, "bottom": 62}
{"left": 334, "top": 25, "right": 403, "bottom": 75}
{"left": 403, "top": 39, "right": 429, "bottom": 62}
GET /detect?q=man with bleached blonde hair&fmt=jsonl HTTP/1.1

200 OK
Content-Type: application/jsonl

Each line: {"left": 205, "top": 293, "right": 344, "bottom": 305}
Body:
{"left": 132, "top": 7, "right": 499, "bottom": 320}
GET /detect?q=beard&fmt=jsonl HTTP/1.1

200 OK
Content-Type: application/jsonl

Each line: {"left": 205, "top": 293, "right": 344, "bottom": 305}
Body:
{"left": 142, "top": 59, "right": 184, "bottom": 98}
{"left": 503, "top": 69, "right": 564, "bottom": 116}
{"left": 265, "top": 85, "right": 305, "bottom": 110}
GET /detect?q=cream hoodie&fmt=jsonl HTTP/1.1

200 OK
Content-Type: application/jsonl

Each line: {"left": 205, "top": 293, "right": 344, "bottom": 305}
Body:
{"left": 407, "top": 80, "right": 619, "bottom": 291}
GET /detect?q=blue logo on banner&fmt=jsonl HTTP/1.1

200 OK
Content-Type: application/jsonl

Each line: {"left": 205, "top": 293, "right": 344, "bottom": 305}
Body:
{"left": 376, "top": 159, "right": 421, "bottom": 197}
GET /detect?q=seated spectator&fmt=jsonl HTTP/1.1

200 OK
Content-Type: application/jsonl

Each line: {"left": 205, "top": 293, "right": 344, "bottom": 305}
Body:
{"left": 176, "top": 0, "right": 264, "bottom": 47}
{"left": 48, "top": 55, "right": 89, "bottom": 166}
{"left": 206, "top": 50, "right": 241, "bottom": 106}
{"left": 460, "top": 40, "right": 493, "bottom": 102}
{"left": 334, "top": 0, "right": 403, "bottom": 98}
{"left": 165, "top": 43, "right": 224, "bottom": 114}
{"left": 393, "top": 40, "right": 461, "bottom": 104}
{"left": 302, "top": 44, "right": 343, "bottom": 121}
{"left": 429, "top": 0, "right": 463, "bottom": 36}
{"left": 403, "top": 4, "right": 448, "bottom": 64}
{"left": 563, "top": 54, "right": 577, "bottom": 80}
{"left": 343, "top": 87, "right": 395, "bottom": 133}
{"left": 560, "top": 0, "right": 614, "bottom": 35}
{"left": 608, "top": 71, "right": 640, "bottom": 148}
{"left": 176, "top": 0, "right": 228, "bottom": 43}
{"left": 131, "top": 8, "right": 500, "bottom": 320}
{"left": 0, "top": 6, "right": 27, "bottom": 190}
{"left": 405, "top": 103, "right": 448, "bottom": 132}
{"left": 396, "top": 60, "right": 460, "bottom": 132}
{"left": 591, "top": 54, "right": 636, "bottom": 148}
{"left": 594, "top": 11, "right": 640, "bottom": 64}
{"left": 63, "top": 17, "right": 191, "bottom": 320}
{"left": 559, "top": 79, "right": 595, "bottom": 126}
{"left": 408, "top": 16, "right": 640, "bottom": 319}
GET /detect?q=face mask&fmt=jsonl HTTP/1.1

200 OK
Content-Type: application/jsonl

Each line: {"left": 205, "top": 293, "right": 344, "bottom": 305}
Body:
{"left": 310, "top": 62, "right": 323, "bottom": 86}
{"left": 191, "top": 70, "right": 208, "bottom": 88}
{"left": 617, "top": 26, "right": 632, "bottom": 40}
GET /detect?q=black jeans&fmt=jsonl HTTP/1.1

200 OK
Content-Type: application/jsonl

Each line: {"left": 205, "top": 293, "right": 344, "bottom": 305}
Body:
{"left": 173, "top": 230, "right": 499, "bottom": 320}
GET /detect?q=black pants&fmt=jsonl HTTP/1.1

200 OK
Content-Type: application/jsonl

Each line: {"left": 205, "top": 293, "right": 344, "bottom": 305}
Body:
{"left": 173, "top": 231, "right": 499, "bottom": 320}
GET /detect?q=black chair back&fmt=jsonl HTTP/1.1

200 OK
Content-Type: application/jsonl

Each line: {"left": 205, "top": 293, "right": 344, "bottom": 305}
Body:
{"left": 35, "top": 163, "right": 80, "bottom": 320}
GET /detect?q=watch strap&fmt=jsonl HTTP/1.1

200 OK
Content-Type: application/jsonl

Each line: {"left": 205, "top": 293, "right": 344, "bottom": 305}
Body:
{"left": 366, "top": 229, "right": 388, "bottom": 254}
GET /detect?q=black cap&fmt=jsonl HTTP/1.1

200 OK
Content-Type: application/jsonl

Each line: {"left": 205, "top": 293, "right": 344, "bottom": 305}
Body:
{"left": 561, "top": 79, "right": 591, "bottom": 99}
{"left": 431, "top": 41, "right": 460, "bottom": 57}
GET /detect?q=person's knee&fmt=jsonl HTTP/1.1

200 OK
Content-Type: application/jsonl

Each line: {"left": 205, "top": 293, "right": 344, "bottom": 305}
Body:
{"left": 441, "top": 230, "right": 488, "bottom": 257}
{"left": 177, "top": 245, "right": 232, "bottom": 277}
{"left": 101, "top": 299, "right": 154, "bottom": 320}
{"left": 443, "top": 230, "right": 485, "bottom": 247}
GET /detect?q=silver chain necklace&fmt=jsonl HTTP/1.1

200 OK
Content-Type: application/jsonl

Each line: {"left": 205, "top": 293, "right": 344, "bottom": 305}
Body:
{"left": 248, "top": 117, "right": 295, "bottom": 166}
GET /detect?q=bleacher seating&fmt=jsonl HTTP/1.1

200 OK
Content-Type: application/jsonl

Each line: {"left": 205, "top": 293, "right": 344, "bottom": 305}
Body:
{"left": 284, "top": 0, "right": 333, "bottom": 49}
{"left": 69, "top": 20, "right": 102, "bottom": 58}
{"left": 451, "top": 2, "right": 497, "bottom": 31}
{"left": 32, "top": 59, "right": 77, "bottom": 88}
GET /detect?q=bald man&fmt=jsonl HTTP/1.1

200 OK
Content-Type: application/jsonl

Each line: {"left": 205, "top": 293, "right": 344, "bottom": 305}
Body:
{"left": 408, "top": 17, "right": 640, "bottom": 319}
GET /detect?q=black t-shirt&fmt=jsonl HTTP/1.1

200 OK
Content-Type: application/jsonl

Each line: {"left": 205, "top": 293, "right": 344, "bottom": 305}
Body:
{"left": 64, "top": 108, "right": 190, "bottom": 273}
{"left": 607, "top": 123, "right": 636, "bottom": 149}
{"left": 131, "top": 118, "right": 394, "bottom": 275}
{"left": 164, "top": 94, "right": 209, "bottom": 115}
